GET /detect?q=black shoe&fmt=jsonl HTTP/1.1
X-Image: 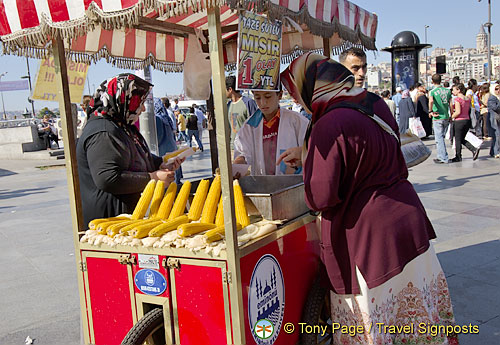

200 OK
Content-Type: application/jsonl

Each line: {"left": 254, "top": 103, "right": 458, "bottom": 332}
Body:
{"left": 450, "top": 157, "right": 462, "bottom": 163}
{"left": 433, "top": 159, "right": 447, "bottom": 164}
{"left": 473, "top": 149, "right": 480, "bottom": 161}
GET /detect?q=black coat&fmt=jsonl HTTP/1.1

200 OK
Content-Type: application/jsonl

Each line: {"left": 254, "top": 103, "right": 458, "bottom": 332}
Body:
{"left": 76, "top": 117, "right": 162, "bottom": 227}
{"left": 416, "top": 94, "right": 432, "bottom": 137}
{"left": 398, "top": 97, "right": 416, "bottom": 134}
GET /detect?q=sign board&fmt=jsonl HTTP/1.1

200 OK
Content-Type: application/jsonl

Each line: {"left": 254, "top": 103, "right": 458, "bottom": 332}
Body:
{"left": 32, "top": 58, "right": 89, "bottom": 103}
{"left": 0, "top": 80, "right": 29, "bottom": 92}
{"left": 392, "top": 50, "right": 418, "bottom": 91}
{"left": 237, "top": 11, "right": 282, "bottom": 91}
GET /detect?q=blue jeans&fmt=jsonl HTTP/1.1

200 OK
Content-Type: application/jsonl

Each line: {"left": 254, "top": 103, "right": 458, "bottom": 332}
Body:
{"left": 187, "top": 129, "right": 203, "bottom": 151}
{"left": 490, "top": 117, "right": 499, "bottom": 157}
{"left": 177, "top": 130, "right": 189, "bottom": 142}
{"left": 433, "top": 119, "right": 449, "bottom": 162}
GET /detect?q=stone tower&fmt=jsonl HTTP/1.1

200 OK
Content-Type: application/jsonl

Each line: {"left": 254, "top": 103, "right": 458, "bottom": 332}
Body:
{"left": 476, "top": 25, "right": 487, "bottom": 52}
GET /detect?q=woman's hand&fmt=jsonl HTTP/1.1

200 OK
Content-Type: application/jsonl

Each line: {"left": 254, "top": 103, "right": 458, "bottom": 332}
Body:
{"left": 160, "top": 157, "right": 184, "bottom": 171}
{"left": 149, "top": 169, "right": 176, "bottom": 184}
{"left": 276, "top": 146, "right": 303, "bottom": 168}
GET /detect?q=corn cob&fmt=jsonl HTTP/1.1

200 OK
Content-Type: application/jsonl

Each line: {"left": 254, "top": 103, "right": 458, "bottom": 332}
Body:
{"left": 130, "top": 220, "right": 164, "bottom": 238}
{"left": 168, "top": 181, "right": 191, "bottom": 220}
{"left": 188, "top": 179, "right": 210, "bottom": 221}
{"left": 96, "top": 219, "right": 131, "bottom": 235}
{"left": 149, "top": 181, "right": 165, "bottom": 218}
{"left": 177, "top": 222, "right": 216, "bottom": 237}
{"left": 148, "top": 215, "right": 190, "bottom": 237}
{"left": 88, "top": 216, "right": 129, "bottom": 230}
{"left": 156, "top": 182, "right": 177, "bottom": 220}
{"left": 233, "top": 180, "right": 251, "bottom": 227}
{"left": 119, "top": 219, "right": 158, "bottom": 235}
{"left": 162, "top": 147, "right": 190, "bottom": 162}
{"left": 131, "top": 180, "right": 156, "bottom": 220}
{"left": 106, "top": 220, "right": 141, "bottom": 237}
{"left": 215, "top": 197, "right": 224, "bottom": 226}
{"left": 200, "top": 175, "right": 221, "bottom": 224}
{"left": 204, "top": 223, "right": 243, "bottom": 243}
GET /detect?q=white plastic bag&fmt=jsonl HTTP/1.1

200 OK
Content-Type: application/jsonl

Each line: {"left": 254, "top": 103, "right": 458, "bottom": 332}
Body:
{"left": 183, "top": 32, "right": 211, "bottom": 100}
{"left": 465, "top": 131, "right": 483, "bottom": 149}
{"left": 409, "top": 117, "right": 426, "bottom": 138}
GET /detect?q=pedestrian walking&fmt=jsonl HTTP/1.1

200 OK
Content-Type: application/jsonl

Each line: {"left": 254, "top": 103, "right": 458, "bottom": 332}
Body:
{"left": 450, "top": 84, "right": 480, "bottom": 162}
{"left": 487, "top": 85, "right": 500, "bottom": 158}
{"left": 392, "top": 86, "right": 403, "bottom": 122}
{"left": 466, "top": 79, "right": 482, "bottom": 137}
{"left": 186, "top": 107, "right": 203, "bottom": 151}
{"left": 429, "top": 74, "right": 452, "bottom": 164}
{"left": 281, "top": 53, "right": 458, "bottom": 345}
{"left": 416, "top": 85, "right": 432, "bottom": 137}
{"left": 479, "top": 84, "right": 492, "bottom": 140}
{"left": 381, "top": 90, "right": 396, "bottom": 117}
{"left": 398, "top": 90, "right": 416, "bottom": 134}
{"left": 155, "top": 98, "right": 183, "bottom": 184}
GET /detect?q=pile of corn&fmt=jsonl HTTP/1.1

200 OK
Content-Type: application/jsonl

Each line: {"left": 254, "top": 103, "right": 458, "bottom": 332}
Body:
{"left": 80, "top": 175, "right": 252, "bottom": 250}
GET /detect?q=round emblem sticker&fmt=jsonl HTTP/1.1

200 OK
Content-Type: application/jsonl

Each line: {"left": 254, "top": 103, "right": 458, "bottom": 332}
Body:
{"left": 248, "top": 254, "right": 285, "bottom": 344}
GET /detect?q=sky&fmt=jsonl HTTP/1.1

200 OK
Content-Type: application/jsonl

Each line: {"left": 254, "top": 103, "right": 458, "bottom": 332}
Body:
{"left": 0, "top": 0, "right": 498, "bottom": 112}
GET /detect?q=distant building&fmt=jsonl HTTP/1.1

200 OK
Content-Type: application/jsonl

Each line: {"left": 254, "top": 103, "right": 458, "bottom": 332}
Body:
{"left": 476, "top": 25, "right": 487, "bottom": 53}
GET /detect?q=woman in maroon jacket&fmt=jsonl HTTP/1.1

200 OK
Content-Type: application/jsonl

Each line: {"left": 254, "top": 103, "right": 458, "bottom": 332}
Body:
{"left": 281, "top": 53, "right": 458, "bottom": 345}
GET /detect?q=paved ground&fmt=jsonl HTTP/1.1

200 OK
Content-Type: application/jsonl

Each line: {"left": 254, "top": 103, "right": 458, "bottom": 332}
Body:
{"left": 0, "top": 133, "right": 498, "bottom": 345}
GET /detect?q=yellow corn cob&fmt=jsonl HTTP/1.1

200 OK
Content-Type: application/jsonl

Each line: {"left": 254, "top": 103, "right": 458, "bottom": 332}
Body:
{"left": 204, "top": 223, "right": 243, "bottom": 243}
{"left": 215, "top": 197, "right": 224, "bottom": 226}
{"left": 119, "top": 219, "right": 158, "bottom": 235}
{"left": 148, "top": 215, "right": 190, "bottom": 237}
{"left": 188, "top": 179, "right": 210, "bottom": 221}
{"left": 156, "top": 182, "right": 177, "bottom": 220}
{"left": 88, "top": 216, "right": 129, "bottom": 229}
{"left": 131, "top": 180, "right": 156, "bottom": 220}
{"left": 200, "top": 175, "right": 221, "bottom": 224}
{"left": 233, "top": 180, "right": 250, "bottom": 227}
{"left": 177, "top": 222, "right": 216, "bottom": 237}
{"left": 162, "top": 147, "right": 189, "bottom": 162}
{"left": 168, "top": 181, "right": 191, "bottom": 220}
{"left": 130, "top": 220, "right": 164, "bottom": 238}
{"left": 149, "top": 181, "right": 165, "bottom": 218}
{"left": 96, "top": 219, "right": 131, "bottom": 235}
{"left": 106, "top": 220, "right": 141, "bottom": 237}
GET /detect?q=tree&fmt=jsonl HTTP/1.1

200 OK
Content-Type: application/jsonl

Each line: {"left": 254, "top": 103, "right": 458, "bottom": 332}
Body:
{"left": 37, "top": 107, "right": 55, "bottom": 119}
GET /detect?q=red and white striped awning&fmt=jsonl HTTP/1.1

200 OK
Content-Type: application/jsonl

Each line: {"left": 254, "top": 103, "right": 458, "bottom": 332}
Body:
{"left": 0, "top": 0, "right": 377, "bottom": 71}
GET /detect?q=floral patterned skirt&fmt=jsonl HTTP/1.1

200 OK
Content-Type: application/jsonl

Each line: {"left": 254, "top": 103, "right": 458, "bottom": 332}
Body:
{"left": 330, "top": 244, "right": 459, "bottom": 345}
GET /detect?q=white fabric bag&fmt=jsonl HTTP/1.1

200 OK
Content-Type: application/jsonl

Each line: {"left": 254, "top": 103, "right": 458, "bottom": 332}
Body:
{"left": 409, "top": 117, "right": 426, "bottom": 138}
{"left": 183, "top": 31, "right": 211, "bottom": 100}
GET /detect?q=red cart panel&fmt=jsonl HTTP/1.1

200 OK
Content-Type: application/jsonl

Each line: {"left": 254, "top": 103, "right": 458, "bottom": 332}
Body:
{"left": 170, "top": 259, "right": 231, "bottom": 344}
{"left": 240, "top": 221, "right": 320, "bottom": 344}
{"left": 82, "top": 252, "right": 136, "bottom": 345}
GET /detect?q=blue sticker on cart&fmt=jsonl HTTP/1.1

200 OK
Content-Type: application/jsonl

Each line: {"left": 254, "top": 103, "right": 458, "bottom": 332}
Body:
{"left": 134, "top": 269, "right": 167, "bottom": 296}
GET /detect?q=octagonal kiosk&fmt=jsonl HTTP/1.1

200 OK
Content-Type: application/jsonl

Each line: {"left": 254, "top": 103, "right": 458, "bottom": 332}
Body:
{"left": 382, "top": 31, "right": 431, "bottom": 94}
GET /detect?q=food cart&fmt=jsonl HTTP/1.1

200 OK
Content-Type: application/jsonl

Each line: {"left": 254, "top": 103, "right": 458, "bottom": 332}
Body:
{"left": 0, "top": 1, "right": 377, "bottom": 344}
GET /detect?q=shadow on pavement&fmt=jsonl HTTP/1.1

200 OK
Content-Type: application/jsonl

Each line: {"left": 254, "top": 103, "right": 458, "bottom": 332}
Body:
{"left": 0, "top": 186, "right": 53, "bottom": 200}
{"left": 413, "top": 173, "right": 499, "bottom": 193}
{"left": 437, "top": 240, "right": 500, "bottom": 345}
{"left": 0, "top": 168, "right": 17, "bottom": 177}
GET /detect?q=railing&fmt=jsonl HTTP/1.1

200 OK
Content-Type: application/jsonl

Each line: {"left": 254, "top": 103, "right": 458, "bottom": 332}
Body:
{"left": 0, "top": 118, "right": 39, "bottom": 129}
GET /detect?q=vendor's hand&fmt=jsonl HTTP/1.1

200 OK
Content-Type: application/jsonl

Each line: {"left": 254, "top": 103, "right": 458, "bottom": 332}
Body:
{"left": 149, "top": 169, "right": 175, "bottom": 184}
{"left": 160, "top": 157, "right": 184, "bottom": 171}
{"left": 276, "top": 147, "right": 303, "bottom": 168}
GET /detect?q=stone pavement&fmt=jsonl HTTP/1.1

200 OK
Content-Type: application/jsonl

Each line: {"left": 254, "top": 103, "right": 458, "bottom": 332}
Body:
{"left": 0, "top": 133, "right": 498, "bottom": 345}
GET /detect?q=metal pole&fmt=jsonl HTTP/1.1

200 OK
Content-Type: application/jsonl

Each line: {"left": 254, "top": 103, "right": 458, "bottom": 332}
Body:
{"left": 25, "top": 57, "right": 36, "bottom": 118}
{"left": 425, "top": 25, "right": 429, "bottom": 87}
{"left": 0, "top": 72, "right": 7, "bottom": 119}
{"left": 486, "top": 0, "right": 492, "bottom": 82}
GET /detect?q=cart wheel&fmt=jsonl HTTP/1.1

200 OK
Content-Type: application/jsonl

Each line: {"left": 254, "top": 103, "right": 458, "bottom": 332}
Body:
{"left": 300, "top": 279, "right": 333, "bottom": 345}
{"left": 121, "top": 308, "right": 165, "bottom": 345}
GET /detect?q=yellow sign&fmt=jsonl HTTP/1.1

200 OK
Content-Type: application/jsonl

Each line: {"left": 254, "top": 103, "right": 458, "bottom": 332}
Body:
{"left": 33, "top": 58, "right": 89, "bottom": 104}
{"left": 237, "top": 11, "right": 282, "bottom": 91}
